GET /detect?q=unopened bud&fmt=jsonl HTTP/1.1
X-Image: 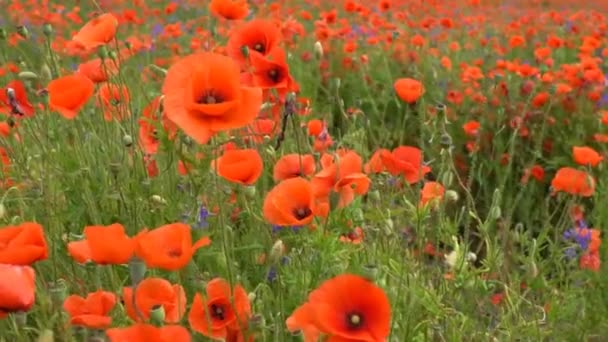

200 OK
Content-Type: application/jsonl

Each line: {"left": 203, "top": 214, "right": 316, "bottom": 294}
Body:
{"left": 18, "top": 71, "right": 38, "bottom": 80}
{"left": 269, "top": 240, "right": 285, "bottom": 263}
{"left": 42, "top": 23, "right": 53, "bottom": 37}
{"left": 40, "top": 64, "right": 52, "bottom": 82}
{"left": 128, "top": 257, "right": 147, "bottom": 286}
{"left": 97, "top": 45, "right": 108, "bottom": 59}
{"left": 0, "top": 28, "right": 7, "bottom": 40}
{"left": 243, "top": 185, "right": 256, "bottom": 199}
{"left": 445, "top": 190, "right": 459, "bottom": 202}
{"left": 122, "top": 134, "right": 133, "bottom": 147}
{"left": 16, "top": 26, "right": 29, "bottom": 39}
{"left": 0, "top": 203, "right": 5, "bottom": 219}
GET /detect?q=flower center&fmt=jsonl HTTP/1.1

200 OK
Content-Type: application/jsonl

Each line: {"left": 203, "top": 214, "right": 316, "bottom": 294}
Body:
{"left": 253, "top": 43, "right": 264, "bottom": 52}
{"left": 346, "top": 312, "right": 363, "bottom": 330}
{"left": 293, "top": 207, "right": 311, "bottom": 220}
{"left": 210, "top": 304, "right": 225, "bottom": 320}
{"left": 167, "top": 248, "right": 182, "bottom": 258}
{"left": 267, "top": 69, "right": 281, "bottom": 82}
{"left": 198, "top": 91, "right": 223, "bottom": 104}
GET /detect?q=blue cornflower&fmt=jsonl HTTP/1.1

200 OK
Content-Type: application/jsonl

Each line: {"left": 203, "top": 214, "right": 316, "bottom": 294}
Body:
{"left": 271, "top": 225, "right": 303, "bottom": 235}
{"left": 196, "top": 205, "right": 211, "bottom": 229}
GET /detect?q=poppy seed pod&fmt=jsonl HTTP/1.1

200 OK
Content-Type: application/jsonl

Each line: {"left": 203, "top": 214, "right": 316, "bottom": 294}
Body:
{"left": 128, "top": 257, "right": 147, "bottom": 286}
{"left": 149, "top": 305, "right": 166, "bottom": 325}
{"left": 42, "top": 23, "right": 53, "bottom": 37}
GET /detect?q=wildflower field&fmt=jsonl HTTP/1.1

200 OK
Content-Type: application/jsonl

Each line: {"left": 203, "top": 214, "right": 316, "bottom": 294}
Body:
{"left": 1, "top": 0, "right": 608, "bottom": 340}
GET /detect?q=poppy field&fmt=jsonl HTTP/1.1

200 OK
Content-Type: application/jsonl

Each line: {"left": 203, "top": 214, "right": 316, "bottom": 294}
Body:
{"left": 2, "top": 0, "right": 608, "bottom": 340}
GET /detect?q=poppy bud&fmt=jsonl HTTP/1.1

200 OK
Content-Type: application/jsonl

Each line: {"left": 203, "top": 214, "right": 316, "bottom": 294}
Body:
{"left": 40, "top": 64, "right": 52, "bottom": 82}
{"left": 333, "top": 78, "right": 341, "bottom": 90}
{"left": 0, "top": 28, "right": 7, "bottom": 40}
{"left": 269, "top": 240, "right": 285, "bottom": 264}
{"left": 108, "top": 50, "right": 118, "bottom": 61}
{"left": 243, "top": 185, "right": 256, "bottom": 199}
{"left": 0, "top": 203, "right": 5, "bottom": 219}
{"left": 128, "top": 257, "right": 147, "bottom": 286}
{"left": 527, "top": 260, "right": 538, "bottom": 278}
{"left": 247, "top": 292, "right": 257, "bottom": 302}
{"left": 368, "top": 190, "right": 380, "bottom": 201}
{"left": 97, "top": 45, "right": 108, "bottom": 60}
{"left": 122, "top": 134, "right": 133, "bottom": 147}
{"left": 149, "top": 304, "right": 166, "bottom": 326}
{"left": 49, "top": 279, "right": 67, "bottom": 308}
{"left": 314, "top": 41, "right": 323, "bottom": 59}
{"left": 16, "top": 26, "right": 29, "bottom": 39}
{"left": 18, "top": 71, "right": 38, "bottom": 80}
{"left": 445, "top": 190, "right": 459, "bottom": 202}
{"left": 42, "top": 23, "right": 53, "bottom": 37}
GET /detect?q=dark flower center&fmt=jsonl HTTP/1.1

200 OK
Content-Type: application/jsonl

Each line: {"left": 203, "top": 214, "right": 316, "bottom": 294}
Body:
{"left": 198, "top": 90, "right": 223, "bottom": 104}
{"left": 110, "top": 98, "right": 120, "bottom": 106}
{"left": 346, "top": 312, "right": 364, "bottom": 330}
{"left": 210, "top": 304, "right": 225, "bottom": 320}
{"left": 293, "top": 207, "right": 311, "bottom": 220}
{"left": 267, "top": 69, "right": 281, "bottom": 83}
{"left": 167, "top": 248, "right": 182, "bottom": 258}
{"left": 253, "top": 43, "right": 265, "bottom": 53}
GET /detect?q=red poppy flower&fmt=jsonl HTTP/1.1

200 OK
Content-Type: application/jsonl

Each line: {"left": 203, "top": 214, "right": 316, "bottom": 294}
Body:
{"left": 0, "top": 264, "right": 36, "bottom": 318}
{"left": 63, "top": 290, "right": 116, "bottom": 329}
{"left": 0, "top": 222, "right": 48, "bottom": 265}
{"left": 106, "top": 323, "right": 191, "bottom": 342}
{"left": 162, "top": 52, "right": 262, "bottom": 144}
{"left": 188, "top": 278, "right": 251, "bottom": 340}
{"left": 287, "top": 274, "right": 391, "bottom": 341}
